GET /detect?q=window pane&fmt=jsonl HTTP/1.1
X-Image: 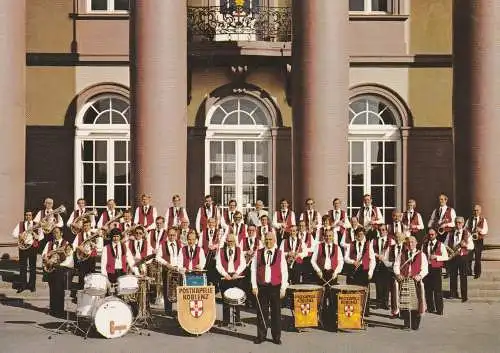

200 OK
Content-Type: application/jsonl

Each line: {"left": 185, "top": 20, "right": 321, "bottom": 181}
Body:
{"left": 371, "top": 164, "right": 383, "bottom": 184}
{"left": 210, "top": 186, "right": 222, "bottom": 205}
{"left": 83, "top": 108, "right": 98, "bottom": 124}
{"left": 257, "top": 186, "right": 269, "bottom": 207}
{"left": 91, "top": 0, "right": 107, "bottom": 11}
{"left": 95, "top": 112, "right": 111, "bottom": 124}
{"left": 372, "top": 0, "right": 388, "bottom": 12}
{"left": 225, "top": 112, "right": 238, "bottom": 125}
{"left": 351, "top": 113, "right": 367, "bottom": 125}
{"left": 253, "top": 108, "right": 268, "bottom": 125}
{"left": 83, "top": 163, "right": 94, "bottom": 183}
{"left": 350, "top": 164, "right": 364, "bottom": 185}
{"left": 256, "top": 163, "right": 268, "bottom": 182}
{"left": 221, "top": 99, "right": 238, "bottom": 113}
{"left": 115, "top": 0, "right": 129, "bottom": 11}
{"left": 111, "top": 111, "right": 126, "bottom": 124}
{"left": 115, "top": 185, "right": 127, "bottom": 206}
{"left": 243, "top": 186, "right": 256, "bottom": 206}
{"left": 210, "top": 141, "right": 222, "bottom": 162}
{"left": 240, "top": 99, "right": 256, "bottom": 114}
{"left": 371, "top": 187, "right": 383, "bottom": 208}
{"left": 95, "top": 141, "right": 107, "bottom": 161}
{"left": 223, "top": 186, "right": 236, "bottom": 205}
{"left": 243, "top": 141, "right": 255, "bottom": 162}
{"left": 95, "top": 163, "right": 107, "bottom": 183}
{"left": 368, "top": 112, "right": 381, "bottom": 125}
{"left": 84, "top": 185, "right": 94, "bottom": 205}
{"left": 223, "top": 164, "right": 236, "bottom": 184}
{"left": 111, "top": 98, "right": 128, "bottom": 113}
{"left": 115, "top": 141, "right": 127, "bottom": 161}
{"left": 385, "top": 164, "right": 396, "bottom": 185}
{"left": 210, "top": 163, "right": 222, "bottom": 184}
{"left": 371, "top": 141, "right": 383, "bottom": 162}
{"left": 381, "top": 109, "right": 396, "bottom": 125}
{"left": 115, "top": 163, "right": 127, "bottom": 183}
{"left": 211, "top": 108, "right": 224, "bottom": 125}
{"left": 385, "top": 186, "right": 395, "bottom": 207}
{"left": 223, "top": 141, "right": 235, "bottom": 162}
{"left": 95, "top": 185, "right": 107, "bottom": 206}
{"left": 256, "top": 142, "right": 268, "bottom": 162}
{"left": 240, "top": 114, "right": 253, "bottom": 125}
{"left": 351, "top": 186, "right": 364, "bottom": 208}
{"left": 243, "top": 163, "right": 255, "bottom": 184}
{"left": 351, "top": 141, "right": 364, "bottom": 163}
{"left": 82, "top": 140, "right": 93, "bottom": 161}
{"left": 349, "top": 0, "right": 365, "bottom": 11}
{"left": 386, "top": 142, "right": 396, "bottom": 162}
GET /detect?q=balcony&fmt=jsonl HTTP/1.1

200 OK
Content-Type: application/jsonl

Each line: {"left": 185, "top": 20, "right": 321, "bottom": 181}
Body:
{"left": 187, "top": 6, "right": 292, "bottom": 42}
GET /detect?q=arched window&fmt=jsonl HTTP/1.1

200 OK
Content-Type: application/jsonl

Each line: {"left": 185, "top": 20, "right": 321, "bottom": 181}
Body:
{"left": 348, "top": 95, "right": 401, "bottom": 223}
{"left": 75, "top": 95, "right": 131, "bottom": 210}
{"left": 205, "top": 95, "right": 272, "bottom": 212}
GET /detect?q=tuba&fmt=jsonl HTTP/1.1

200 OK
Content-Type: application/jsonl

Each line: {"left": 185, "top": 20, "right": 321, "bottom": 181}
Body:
{"left": 18, "top": 223, "right": 43, "bottom": 250}
{"left": 39, "top": 205, "right": 67, "bottom": 235}
{"left": 70, "top": 209, "right": 98, "bottom": 234}
{"left": 43, "top": 244, "right": 73, "bottom": 273}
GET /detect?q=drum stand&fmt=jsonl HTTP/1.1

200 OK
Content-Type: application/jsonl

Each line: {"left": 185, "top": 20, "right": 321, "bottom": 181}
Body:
{"left": 226, "top": 303, "right": 245, "bottom": 332}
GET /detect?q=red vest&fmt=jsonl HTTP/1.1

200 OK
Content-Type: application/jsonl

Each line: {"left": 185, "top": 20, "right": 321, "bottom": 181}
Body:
{"left": 47, "top": 239, "right": 69, "bottom": 251}
{"left": 371, "top": 236, "right": 392, "bottom": 255}
{"left": 242, "top": 236, "right": 260, "bottom": 251}
{"left": 77, "top": 232, "right": 97, "bottom": 257}
{"left": 275, "top": 210, "right": 294, "bottom": 231}
{"left": 167, "top": 206, "right": 184, "bottom": 227}
{"left": 448, "top": 229, "right": 470, "bottom": 256}
{"left": 466, "top": 216, "right": 485, "bottom": 234}
{"left": 128, "top": 239, "right": 148, "bottom": 259}
{"left": 256, "top": 248, "right": 283, "bottom": 286}
{"left": 282, "top": 237, "right": 304, "bottom": 264}
{"left": 399, "top": 250, "right": 423, "bottom": 277}
{"left": 388, "top": 243, "right": 405, "bottom": 263}
{"left": 161, "top": 241, "right": 182, "bottom": 263}
{"left": 402, "top": 210, "right": 420, "bottom": 229}
{"left": 302, "top": 210, "right": 319, "bottom": 228}
{"left": 424, "top": 240, "right": 444, "bottom": 268}
{"left": 358, "top": 206, "right": 379, "bottom": 226}
{"left": 119, "top": 221, "right": 134, "bottom": 232}
{"left": 182, "top": 245, "right": 202, "bottom": 269}
{"left": 149, "top": 229, "right": 166, "bottom": 249}
{"left": 105, "top": 243, "right": 128, "bottom": 274}
{"left": 257, "top": 225, "right": 272, "bottom": 239}
{"left": 316, "top": 242, "right": 339, "bottom": 270}
{"left": 198, "top": 204, "right": 218, "bottom": 231}
{"left": 137, "top": 206, "right": 154, "bottom": 227}
{"left": 19, "top": 221, "right": 39, "bottom": 248}
{"left": 219, "top": 246, "right": 241, "bottom": 273}
{"left": 202, "top": 227, "right": 220, "bottom": 254}
{"left": 328, "top": 209, "right": 347, "bottom": 230}
{"left": 348, "top": 241, "right": 371, "bottom": 271}
{"left": 230, "top": 223, "right": 247, "bottom": 243}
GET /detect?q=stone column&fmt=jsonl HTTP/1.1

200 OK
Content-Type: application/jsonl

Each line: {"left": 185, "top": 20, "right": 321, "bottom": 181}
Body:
{"left": 130, "top": 0, "right": 187, "bottom": 211}
{"left": 453, "top": 0, "right": 500, "bottom": 245}
{"left": 0, "top": 1, "right": 25, "bottom": 247}
{"left": 291, "top": 0, "right": 349, "bottom": 212}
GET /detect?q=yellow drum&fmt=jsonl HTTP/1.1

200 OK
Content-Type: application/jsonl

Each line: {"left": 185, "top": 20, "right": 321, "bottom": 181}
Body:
{"left": 287, "top": 284, "right": 323, "bottom": 328}
{"left": 332, "top": 284, "right": 367, "bottom": 330}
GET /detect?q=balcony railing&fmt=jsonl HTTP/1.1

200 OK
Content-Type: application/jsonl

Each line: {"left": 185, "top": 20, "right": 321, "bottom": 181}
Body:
{"left": 187, "top": 6, "right": 292, "bottom": 42}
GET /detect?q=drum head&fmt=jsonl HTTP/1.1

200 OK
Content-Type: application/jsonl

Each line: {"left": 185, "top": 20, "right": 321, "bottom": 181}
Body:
{"left": 93, "top": 297, "right": 132, "bottom": 339}
{"left": 332, "top": 284, "right": 366, "bottom": 292}
{"left": 76, "top": 290, "right": 101, "bottom": 317}
{"left": 223, "top": 287, "right": 245, "bottom": 300}
{"left": 287, "top": 284, "right": 323, "bottom": 291}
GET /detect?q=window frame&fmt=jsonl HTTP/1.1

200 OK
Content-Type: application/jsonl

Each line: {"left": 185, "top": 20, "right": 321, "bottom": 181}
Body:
{"left": 86, "top": 0, "right": 129, "bottom": 14}
{"left": 349, "top": 0, "right": 392, "bottom": 15}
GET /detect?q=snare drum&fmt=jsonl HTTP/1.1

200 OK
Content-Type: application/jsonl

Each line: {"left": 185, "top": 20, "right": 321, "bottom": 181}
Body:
{"left": 117, "top": 274, "right": 139, "bottom": 295}
{"left": 84, "top": 273, "right": 109, "bottom": 296}
{"left": 287, "top": 284, "right": 323, "bottom": 328}
{"left": 76, "top": 290, "right": 102, "bottom": 318}
{"left": 183, "top": 271, "right": 207, "bottom": 287}
{"left": 223, "top": 287, "right": 246, "bottom": 306}
{"left": 92, "top": 296, "right": 133, "bottom": 339}
{"left": 332, "top": 284, "right": 367, "bottom": 330}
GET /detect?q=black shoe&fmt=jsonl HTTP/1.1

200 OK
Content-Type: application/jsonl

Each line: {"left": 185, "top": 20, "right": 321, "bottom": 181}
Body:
{"left": 254, "top": 338, "right": 264, "bottom": 344}
{"left": 272, "top": 338, "right": 282, "bottom": 345}
{"left": 443, "top": 274, "right": 449, "bottom": 279}
{"left": 220, "top": 321, "right": 229, "bottom": 327}
{"left": 16, "top": 288, "right": 25, "bottom": 294}
{"left": 29, "top": 288, "right": 36, "bottom": 293}
{"left": 436, "top": 311, "right": 443, "bottom": 315}
{"left": 474, "top": 274, "right": 480, "bottom": 279}
{"left": 462, "top": 298, "right": 468, "bottom": 303}
{"left": 235, "top": 321, "right": 243, "bottom": 327}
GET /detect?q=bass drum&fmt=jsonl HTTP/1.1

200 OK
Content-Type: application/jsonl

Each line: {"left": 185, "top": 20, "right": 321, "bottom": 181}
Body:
{"left": 91, "top": 296, "right": 133, "bottom": 339}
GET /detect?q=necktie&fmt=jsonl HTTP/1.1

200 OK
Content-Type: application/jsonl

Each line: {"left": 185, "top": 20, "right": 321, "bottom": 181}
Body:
{"left": 397, "top": 245, "right": 401, "bottom": 253}
{"left": 230, "top": 212, "right": 234, "bottom": 222}
{"left": 229, "top": 248, "right": 234, "bottom": 257}
{"left": 328, "top": 244, "right": 332, "bottom": 257}
{"left": 409, "top": 251, "right": 413, "bottom": 260}
{"left": 282, "top": 211, "right": 286, "bottom": 220}
{"left": 309, "top": 211, "right": 312, "bottom": 220}
{"left": 190, "top": 247, "right": 194, "bottom": 259}
{"left": 267, "top": 250, "right": 272, "bottom": 264}
{"left": 137, "top": 241, "right": 141, "bottom": 254}
{"left": 175, "top": 208, "right": 178, "bottom": 217}
{"left": 114, "top": 244, "right": 118, "bottom": 257}
{"left": 144, "top": 206, "right": 148, "bottom": 214}
{"left": 357, "top": 241, "right": 361, "bottom": 253}
{"left": 249, "top": 238, "right": 253, "bottom": 248}
{"left": 170, "top": 243, "right": 175, "bottom": 255}
{"left": 473, "top": 218, "right": 478, "bottom": 231}
{"left": 156, "top": 230, "right": 160, "bottom": 242}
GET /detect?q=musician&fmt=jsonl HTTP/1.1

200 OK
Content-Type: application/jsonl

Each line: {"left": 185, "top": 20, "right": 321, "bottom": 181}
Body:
{"left": 73, "top": 218, "right": 102, "bottom": 289}
{"left": 340, "top": 216, "right": 363, "bottom": 252}
{"left": 344, "top": 229, "right": 376, "bottom": 316}
{"left": 178, "top": 218, "right": 193, "bottom": 246}
{"left": 446, "top": 217, "right": 474, "bottom": 301}
{"left": 164, "top": 194, "right": 190, "bottom": 228}
{"left": 119, "top": 209, "right": 135, "bottom": 241}
{"left": 247, "top": 200, "right": 268, "bottom": 227}
{"left": 240, "top": 225, "right": 262, "bottom": 307}
{"left": 422, "top": 229, "right": 448, "bottom": 315}
{"left": 177, "top": 230, "right": 206, "bottom": 272}
{"left": 272, "top": 199, "right": 296, "bottom": 245}
{"left": 97, "top": 198, "right": 119, "bottom": 228}
{"left": 199, "top": 217, "right": 221, "bottom": 289}
{"left": 311, "top": 228, "right": 344, "bottom": 329}
{"left": 299, "top": 198, "right": 321, "bottom": 233}
{"left": 394, "top": 236, "right": 428, "bottom": 330}
{"left": 257, "top": 215, "right": 275, "bottom": 241}
{"left": 149, "top": 216, "right": 168, "bottom": 251}
{"left": 327, "top": 198, "right": 351, "bottom": 230}
{"left": 195, "top": 194, "right": 220, "bottom": 234}
{"left": 297, "top": 220, "right": 316, "bottom": 284}
{"left": 383, "top": 232, "right": 407, "bottom": 318}
{"left": 101, "top": 228, "right": 138, "bottom": 284}
{"left": 42, "top": 227, "right": 74, "bottom": 318}
{"left": 465, "top": 204, "right": 488, "bottom": 279}
{"left": 388, "top": 210, "right": 404, "bottom": 237}
{"left": 221, "top": 199, "right": 239, "bottom": 230}
{"left": 133, "top": 193, "right": 158, "bottom": 230}
{"left": 280, "top": 225, "right": 306, "bottom": 284}
{"left": 251, "top": 233, "right": 288, "bottom": 345}
{"left": 217, "top": 233, "right": 247, "bottom": 326}
{"left": 402, "top": 199, "right": 425, "bottom": 239}
{"left": 128, "top": 226, "right": 153, "bottom": 268}
{"left": 12, "top": 211, "right": 43, "bottom": 293}
{"left": 355, "top": 194, "right": 384, "bottom": 239}
{"left": 228, "top": 211, "right": 248, "bottom": 244}
{"left": 34, "top": 197, "right": 64, "bottom": 234}
{"left": 371, "top": 225, "right": 394, "bottom": 310}
{"left": 315, "top": 215, "right": 334, "bottom": 244}
{"left": 66, "top": 197, "right": 96, "bottom": 229}
{"left": 156, "top": 227, "right": 182, "bottom": 316}
{"left": 428, "top": 193, "right": 456, "bottom": 242}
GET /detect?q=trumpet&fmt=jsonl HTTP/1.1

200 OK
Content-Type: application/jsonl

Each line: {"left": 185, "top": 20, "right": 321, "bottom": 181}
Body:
{"left": 39, "top": 205, "right": 66, "bottom": 234}
{"left": 43, "top": 244, "right": 73, "bottom": 273}
{"left": 70, "top": 209, "right": 98, "bottom": 234}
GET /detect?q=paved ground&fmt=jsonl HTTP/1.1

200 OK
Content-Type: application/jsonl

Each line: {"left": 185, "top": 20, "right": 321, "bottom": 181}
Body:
{"left": 0, "top": 286, "right": 499, "bottom": 353}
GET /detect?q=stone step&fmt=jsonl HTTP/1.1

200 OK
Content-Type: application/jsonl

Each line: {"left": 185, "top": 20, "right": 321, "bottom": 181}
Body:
{"left": 468, "top": 297, "right": 500, "bottom": 303}
{"left": 467, "top": 280, "right": 500, "bottom": 290}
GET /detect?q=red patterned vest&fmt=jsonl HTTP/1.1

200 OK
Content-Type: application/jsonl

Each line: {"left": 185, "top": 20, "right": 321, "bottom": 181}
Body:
{"left": 256, "top": 248, "right": 283, "bottom": 286}
{"left": 302, "top": 210, "right": 319, "bottom": 229}
{"left": 372, "top": 236, "right": 392, "bottom": 255}
{"left": 198, "top": 204, "right": 218, "bottom": 231}
{"left": 219, "top": 246, "right": 241, "bottom": 273}
{"left": 316, "top": 242, "right": 339, "bottom": 270}
{"left": 230, "top": 223, "right": 247, "bottom": 243}
{"left": 149, "top": 229, "right": 166, "bottom": 249}
{"left": 399, "top": 250, "right": 423, "bottom": 277}
{"left": 242, "top": 236, "right": 260, "bottom": 251}
{"left": 275, "top": 210, "right": 294, "bottom": 231}
{"left": 402, "top": 210, "right": 420, "bottom": 232}
{"left": 357, "top": 206, "right": 379, "bottom": 226}
{"left": 348, "top": 241, "right": 371, "bottom": 271}
{"left": 328, "top": 209, "right": 347, "bottom": 229}
{"left": 77, "top": 232, "right": 98, "bottom": 257}
{"left": 448, "top": 229, "right": 470, "bottom": 256}
{"left": 105, "top": 243, "right": 128, "bottom": 274}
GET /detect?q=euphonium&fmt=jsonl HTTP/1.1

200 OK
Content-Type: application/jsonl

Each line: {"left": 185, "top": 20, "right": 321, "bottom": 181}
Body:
{"left": 39, "top": 205, "right": 67, "bottom": 234}
{"left": 43, "top": 244, "right": 73, "bottom": 273}
{"left": 70, "top": 209, "right": 98, "bottom": 234}
{"left": 471, "top": 231, "right": 479, "bottom": 241}
{"left": 18, "top": 223, "right": 43, "bottom": 250}
{"left": 76, "top": 231, "right": 102, "bottom": 261}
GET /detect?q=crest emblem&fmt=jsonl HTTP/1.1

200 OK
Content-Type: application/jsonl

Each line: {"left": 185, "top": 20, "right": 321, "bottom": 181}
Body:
{"left": 190, "top": 300, "right": 204, "bottom": 318}
{"left": 344, "top": 304, "right": 354, "bottom": 317}
{"left": 300, "top": 303, "right": 310, "bottom": 315}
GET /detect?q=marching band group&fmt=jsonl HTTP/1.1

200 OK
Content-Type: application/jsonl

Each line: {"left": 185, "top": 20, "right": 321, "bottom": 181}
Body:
{"left": 11, "top": 192, "right": 488, "bottom": 343}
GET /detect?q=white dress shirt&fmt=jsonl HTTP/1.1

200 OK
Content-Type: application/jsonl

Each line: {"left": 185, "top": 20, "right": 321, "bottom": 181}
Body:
{"left": 34, "top": 209, "right": 64, "bottom": 228}
{"left": 216, "top": 246, "right": 246, "bottom": 277}
{"left": 101, "top": 242, "right": 138, "bottom": 276}
{"left": 465, "top": 216, "right": 489, "bottom": 236}
{"left": 394, "top": 250, "right": 429, "bottom": 279}
{"left": 251, "top": 246, "right": 288, "bottom": 293}
{"left": 11, "top": 221, "right": 44, "bottom": 241}
{"left": 177, "top": 246, "right": 206, "bottom": 271}
{"left": 311, "top": 242, "right": 344, "bottom": 275}
{"left": 42, "top": 240, "right": 74, "bottom": 268}
{"left": 344, "top": 240, "right": 376, "bottom": 278}
{"left": 428, "top": 206, "right": 456, "bottom": 228}
{"left": 156, "top": 241, "right": 180, "bottom": 268}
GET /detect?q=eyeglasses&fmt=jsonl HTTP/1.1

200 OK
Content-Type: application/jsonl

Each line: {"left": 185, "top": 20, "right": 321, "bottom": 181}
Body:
{"left": 306, "top": 202, "right": 314, "bottom": 205}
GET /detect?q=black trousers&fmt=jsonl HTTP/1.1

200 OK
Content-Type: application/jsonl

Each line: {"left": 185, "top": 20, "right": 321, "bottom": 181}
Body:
{"left": 300, "top": 256, "right": 315, "bottom": 284}
{"left": 107, "top": 269, "right": 125, "bottom": 284}
{"left": 205, "top": 252, "right": 219, "bottom": 291}
{"left": 76, "top": 257, "right": 96, "bottom": 288}
{"left": 470, "top": 239, "right": 484, "bottom": 276}
{"left": 256, "top": 284, "right": 282, "bottom": 341}
{"left": 18, "top": 247, "right": 38, "bottom": 290}
{"left": 48, "top": 267, "right": 71, "bottom": 316}
{"left": 346, "top": 268, "right": 370, "bottom": 316}
{"left": 317, "top": 270, "right": 338, "bottom": 329}
{"left": 449, "top": 256, "right": 468, "bottom": 300}
{"left": 374, "top": 263, "right": 390, "bottom": 307}
{"left": 288, "top": 262, "right": 303, "bottom": 285}
{"left": 401, "top": 310, "right": 421, "bottom": 330}
{"left": 220, "top": 277, "right": 243, "bottom": 323}
{"left": 424, "top": 267, "right": 443, "bottom": 314}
